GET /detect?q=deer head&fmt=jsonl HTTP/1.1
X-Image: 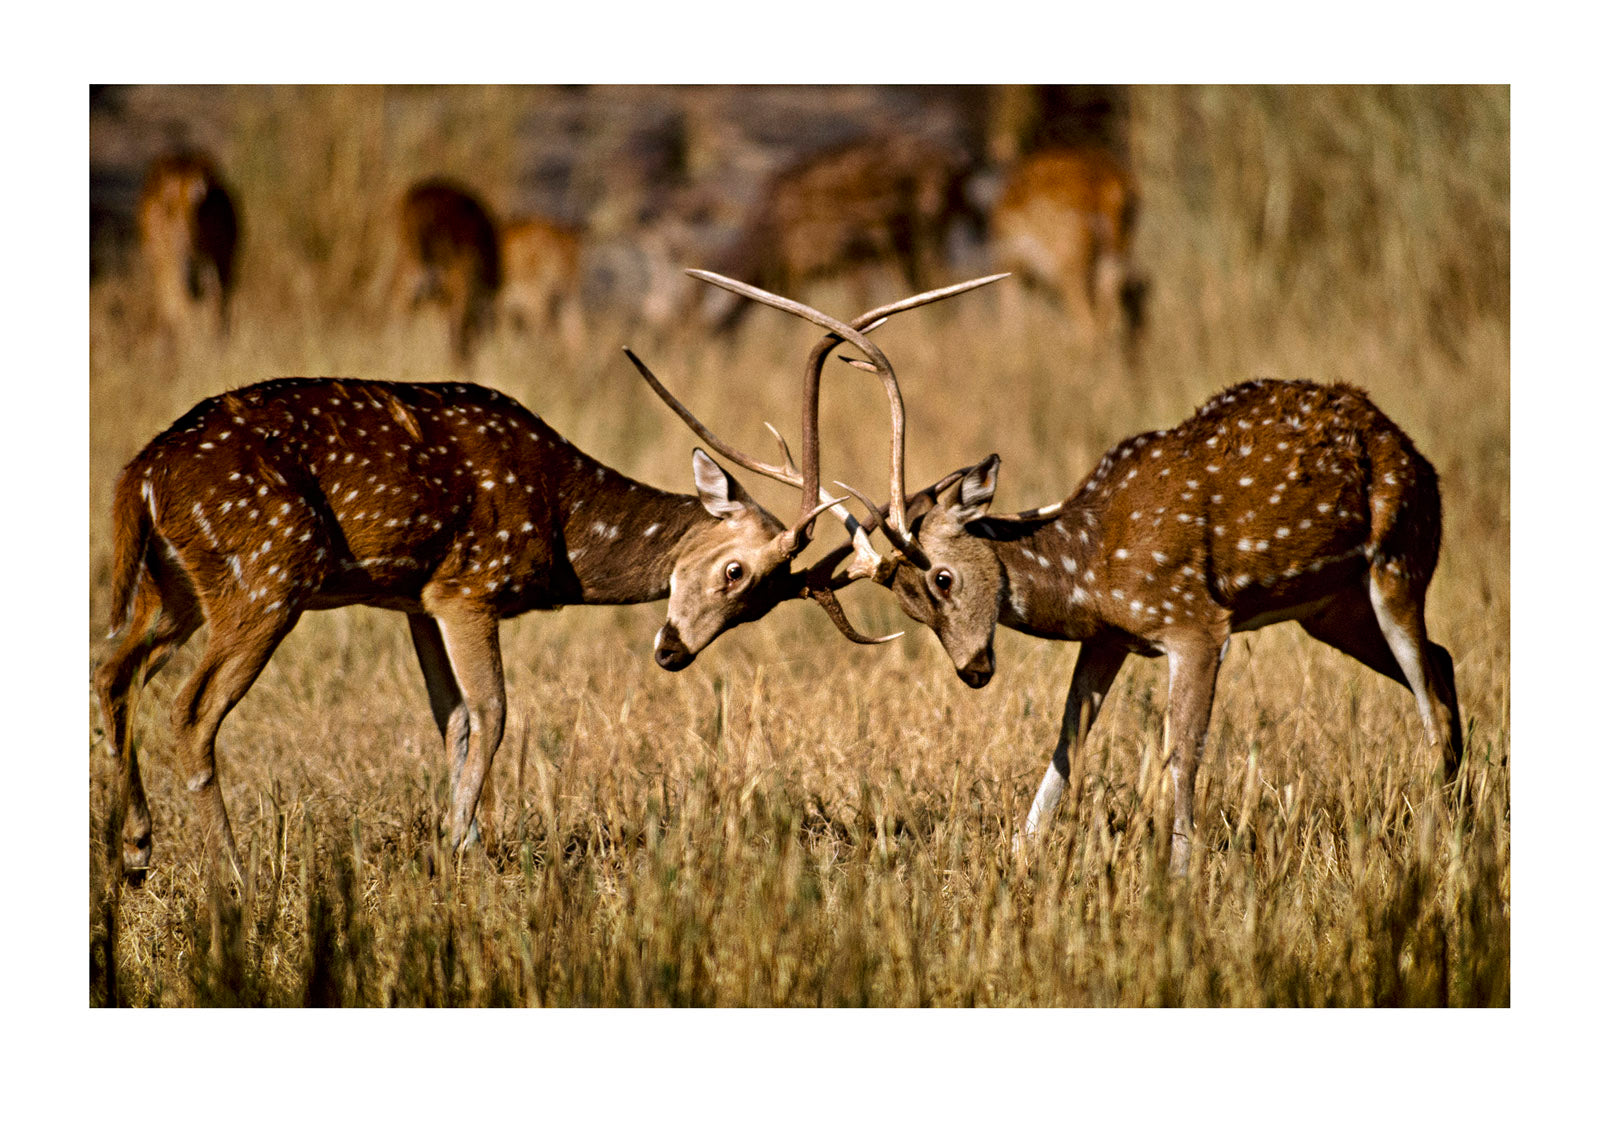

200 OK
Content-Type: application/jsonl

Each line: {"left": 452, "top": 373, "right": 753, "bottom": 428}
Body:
{"left": 629, "top": 269, "right": 1008, "bottom": 670}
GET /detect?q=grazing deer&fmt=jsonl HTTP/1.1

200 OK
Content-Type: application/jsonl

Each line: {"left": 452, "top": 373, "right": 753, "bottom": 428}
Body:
{"left": 499, "top": 215, "right": 584, "bottom": 347}
{"left": 395, "top": 179, "right": 501, "bottom": 362}
{"left": 138, "top": 152, "right": 240, "bottom": 339}
{"left": 991, "top": 146, "right": 1146, "bottom": 354}
{"left": 702, "top": 277, "right": 1462, "bottom": 875}
{"left": 705, "top": 135, "right": 979, "bottom": 332}
{"left": 94, "top": 272, "right": 996, "bottom": 884}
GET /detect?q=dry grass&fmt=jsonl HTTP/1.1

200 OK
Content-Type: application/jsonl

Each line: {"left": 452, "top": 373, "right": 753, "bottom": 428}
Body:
{"left": 87, "top": 85, "right": 1509, "bottom": 1007}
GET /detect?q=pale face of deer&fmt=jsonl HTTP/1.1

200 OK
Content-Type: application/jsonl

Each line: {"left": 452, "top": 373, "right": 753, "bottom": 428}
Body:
{"left": 653, "top": 451, "right": 802, "bottom": 670}
{"left": 888, "top": 457, "right": 1006, "bottom": 688}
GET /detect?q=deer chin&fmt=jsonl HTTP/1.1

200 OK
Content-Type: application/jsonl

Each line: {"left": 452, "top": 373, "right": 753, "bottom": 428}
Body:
{"left": 653, "top": 622, "right": 696, "bottom": 671}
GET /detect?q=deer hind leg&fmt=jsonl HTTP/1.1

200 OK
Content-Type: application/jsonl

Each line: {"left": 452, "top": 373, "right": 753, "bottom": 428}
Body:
{"left": 95, "top": 567, "right": 202, "bottom": 881}
{"left": 1020, "top": 638, "right": 1127, "bottom": 846}
{"left": 1370, "top": 567, "right": 1461, "bottom": 783}
{"left": 422, "top": 600, "right": 505, "bottom": 851}
{"left": 1302, "top": 579, "right": 1461, "bottom": 785}
{"left": 407, "top": 613, "right": 494, "bottom": 848}
{"left": 1165, "top": 638, "right": 1223, "bottom": 877}
{"left": 169, "top": 606, "right": 299, "bottom": 883}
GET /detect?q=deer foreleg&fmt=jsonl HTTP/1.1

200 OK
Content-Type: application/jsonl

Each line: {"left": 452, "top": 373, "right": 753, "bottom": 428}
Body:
{"left": 408, "top": 613, "right": 493, "bottom": 845}
{"left": 1021, "top": 638, "right": 1126, "bottom": 844}
{"left": 426, "top": 600, "right": 506, "bottom": 851}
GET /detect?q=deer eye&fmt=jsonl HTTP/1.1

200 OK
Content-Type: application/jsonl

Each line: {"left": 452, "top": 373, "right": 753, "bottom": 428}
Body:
{"left": 932, "top": 568, "right": 954, "bottom": 594}
{"left": 724, "top": 561, "right": 744, "bottom": 583}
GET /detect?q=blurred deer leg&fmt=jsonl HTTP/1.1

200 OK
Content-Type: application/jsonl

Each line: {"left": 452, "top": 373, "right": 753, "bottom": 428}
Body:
{"left": 408, "top": 613, "right": 493, "bottom": 846}
{"left": 1165, "top": 638, "right": 1222, "bottom": 877}
{"left": 426, "top": 599, "right": 506, "bottom": 851}
{"left": 1063, "top": 252, "right": 1099, "bottom": 350}
{"left": 96, "top": 572, "right": 202, "bottom": 880}
{"left": 1093, "top": 249, "right": 1129, "bottom": 351}
{"left": 1021, "top": 638, "right": 1127, "bottom": 842}
{"left": 170, "top": 607, "right": 299, "bottom": 883}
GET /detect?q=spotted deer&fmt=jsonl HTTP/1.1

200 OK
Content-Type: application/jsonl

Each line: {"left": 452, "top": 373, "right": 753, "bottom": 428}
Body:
{"left": 705, "top": 134, "right": 980, "bottom": 333}
{"left": 499, "top": 215, "right": 584, "bottom": 348}
{"left": 94, "top": 272, "right": 997, "bottom": 884}
{"left": 138, "top": 152, "right": 240, "bottom": 339}
{"left": 395, "top": 179, "right": 501, "bottom": 362}
{"left": 991, "top": 146, "right": 1146, "bottom": 354}
{"left": 705, "top": 278, "right": 1463, "bottom": 876}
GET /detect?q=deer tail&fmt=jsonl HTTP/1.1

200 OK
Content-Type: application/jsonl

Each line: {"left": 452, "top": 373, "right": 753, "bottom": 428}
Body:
{"left": 106, "top": 464, "right": 154, "bottom": 638}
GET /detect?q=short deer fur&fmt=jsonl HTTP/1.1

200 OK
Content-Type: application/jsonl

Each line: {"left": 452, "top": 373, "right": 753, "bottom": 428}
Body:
{"left": 843, "top": 377, "right": 1463, "bottom": 875}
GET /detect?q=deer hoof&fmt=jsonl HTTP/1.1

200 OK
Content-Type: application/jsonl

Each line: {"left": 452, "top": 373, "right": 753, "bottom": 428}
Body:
{"left": 122, "top": 844, "right": 153, "bottom": 887}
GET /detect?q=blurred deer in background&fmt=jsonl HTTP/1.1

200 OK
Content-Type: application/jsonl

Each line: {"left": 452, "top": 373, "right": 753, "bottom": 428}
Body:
{"left": 394, "top": 179, "right": 501, "bottom": 363}
{"left": 715, "top": 277, "right": 1462, "bottom": 877}
{"left": 94, "top": 270, "right": 998, "bottom": 885}
{"left": 991, "top": 146, "right": 1146, "bottom": 355}
{"left": 138, "top": 152, "right": 239, "bottom": 340}
{"left": 704, "top": 135, "right": 980, "bottom": 332}
{"left": 498, "top": 214, "right": 584, "bottom": 349}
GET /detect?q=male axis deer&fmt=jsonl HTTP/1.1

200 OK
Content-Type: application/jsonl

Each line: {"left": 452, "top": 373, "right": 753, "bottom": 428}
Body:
{"left": 705, "top": 277, "right": 1463, "bottom": 876}
{"left": 138, "top": 152, "right": 240, "bottom": 340}
{"left": 94, "top": 272, "right": 998, "bottom": 884}
{"left": 395, "top": 179, "right": 501, "bottom": 363}
{"left": 991, "top": 146, "right": 1146, "bottom": 355}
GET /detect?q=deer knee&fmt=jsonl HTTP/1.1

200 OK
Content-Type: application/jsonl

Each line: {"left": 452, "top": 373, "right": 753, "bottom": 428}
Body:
{"left": 469, "top": 700, "right": 505, "bottom": 753}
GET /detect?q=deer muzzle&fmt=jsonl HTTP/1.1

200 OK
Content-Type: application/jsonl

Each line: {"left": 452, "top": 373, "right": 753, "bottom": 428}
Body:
{"left": 653, "top": 621, "right": 695, "bottom": 671}
{"left": 957, "top": 647, "right": 995, "bottom": 689}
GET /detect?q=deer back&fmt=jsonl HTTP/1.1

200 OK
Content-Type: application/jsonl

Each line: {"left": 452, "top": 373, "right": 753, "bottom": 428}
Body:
{"left": 889, "top": 379, "right": 1442, "bottom": 678}
{"left": 121, "top": 378, "right": 688, "bottom": 620}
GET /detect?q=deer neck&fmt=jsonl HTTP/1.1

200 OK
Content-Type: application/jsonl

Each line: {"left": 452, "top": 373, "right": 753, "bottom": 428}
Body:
{"left": 555, "top": 448, "right": 709, "bottom": 605}
{"left": 977, "top": 501, "right": 1106, "bottom": 640}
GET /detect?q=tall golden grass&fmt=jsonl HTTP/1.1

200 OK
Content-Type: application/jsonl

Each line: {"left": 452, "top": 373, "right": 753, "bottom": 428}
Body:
{"left": 88, "top": 85, "right": 1508, "bottom": 1006}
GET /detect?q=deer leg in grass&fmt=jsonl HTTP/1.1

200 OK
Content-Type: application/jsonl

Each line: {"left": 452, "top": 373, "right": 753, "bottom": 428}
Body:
{"left": 1300, "top": 581, "right": 1463, "bottom": 785}
{"left": 423, "top": 598, "right": 506, "bottom": 851}
{"left": 168, "top": 606, "right": 301, "bottom": 884}
{"left": 408, "top": 613, "right": 494, "bottom": 848}
{"left": 95, "top": 574, "right": 202, "bottom": 880}
{"left": 1020, "top": 638, "right": 1127, "bottom": 845}
{"left": 1165, "top": 638, "right": 1223, "bottom": 878}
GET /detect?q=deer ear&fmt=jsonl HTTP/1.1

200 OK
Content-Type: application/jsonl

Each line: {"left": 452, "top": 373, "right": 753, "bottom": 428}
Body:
{"left": 692, "top": 449, "right": 754, "bottom": 520}
{"left": 946, "top": 454, "right": 1000, "bottom": 525}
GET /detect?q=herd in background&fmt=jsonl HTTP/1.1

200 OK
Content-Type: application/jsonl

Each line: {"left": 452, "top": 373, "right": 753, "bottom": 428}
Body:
{"left": 126, "top": 87, "right": 1149, "bottom": 363}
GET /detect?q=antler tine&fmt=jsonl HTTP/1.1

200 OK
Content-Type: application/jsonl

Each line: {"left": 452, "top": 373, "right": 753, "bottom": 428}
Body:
{"left": 762, "top": 422, "right": 800, "bottom": 479}
{"left": 848, "top": 272, "right": 1010, "bottom": 330}
{"left": 622, "top": 347, "right": 799, "bottom": 489}
{"left": 794, "top": 543, "right": 903, "bottom": 646}
{"left": 834, "top": 480, "right": 931, "bottom": 573}
{"left": 809, "top": 587, "right": 904, "bottom": 646}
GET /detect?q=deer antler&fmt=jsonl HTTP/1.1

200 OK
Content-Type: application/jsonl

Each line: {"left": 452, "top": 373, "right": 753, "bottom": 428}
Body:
{"left": 685, "top": 269, "right": 1008, "bottom": 575}
{"left": 623, "top": 347, "right": 877, "bottom": 567}
{"left": 688, "top": 269, "right": 1008, "bottom": 537}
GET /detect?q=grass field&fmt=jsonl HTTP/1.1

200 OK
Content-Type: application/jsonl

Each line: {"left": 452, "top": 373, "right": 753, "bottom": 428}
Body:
{"left": 87, "top": 86, "right": 1509, "bottom": 1007}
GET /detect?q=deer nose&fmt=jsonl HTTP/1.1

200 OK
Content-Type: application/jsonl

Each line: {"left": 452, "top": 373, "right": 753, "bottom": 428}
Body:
{"left": 957, "top": 649, "right": 994, "bottom": 689}
{"left": 654, "top": 622, "right": 694, "bottom": 671}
